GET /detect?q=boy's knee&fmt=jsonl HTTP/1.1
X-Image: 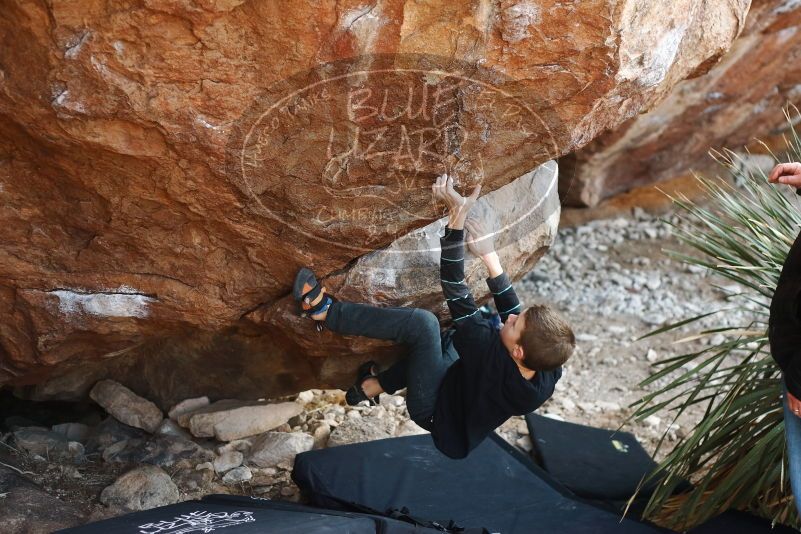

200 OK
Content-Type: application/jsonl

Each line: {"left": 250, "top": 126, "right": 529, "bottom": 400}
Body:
{"left": 405, "top": 309, "right": 439, "bottom": 341}
{"left": 415, "top": 309, "right": 440, "bottom": 332}
{"left": 414, "top": 308, "right": 439, "bottom": 339}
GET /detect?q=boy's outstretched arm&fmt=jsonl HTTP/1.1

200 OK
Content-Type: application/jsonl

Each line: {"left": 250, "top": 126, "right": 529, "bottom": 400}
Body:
{"left": 465, "top": 218, "right": 521, "bottom": 323}
{"left": 440, "top": 226, "right": 479, "bottom": 323}
{"left": 432, "top": 175, "right": 481, "bottom": 323}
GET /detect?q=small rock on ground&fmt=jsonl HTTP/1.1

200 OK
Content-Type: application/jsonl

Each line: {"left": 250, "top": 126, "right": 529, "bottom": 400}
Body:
{"left": 89, "top": 380, "right": 163, "bottom": 433}
{"left": 155, "top": 419, "right": 193, "bottom": 440}
{"left": 168, "top": 396, "right": 210, "bottom": 424}
{"left": 173, "top": 467, "right": 214, "bottom": 492}
{"left": 328, "top": 416, "right": 396, "bottom": 447}
{"left": 222, "top": 466, "right": 252, "bottom": 484}
{"left": 100, "top": 465, "right": 179, "bottom": 511}
{"left": 84, "top": 417, "right": 147, "bottom": 453}
{"left": 187, "top": 401, "right": 303, "bottom": 441}
{"left": 312, "top": 423, "right": 330, "bottom": 449}
{"left": 213, "top": 450, "right": 244, "bottom": 473}
{"left": 136, "top": 436, "right": 214, "bottom": 467}
{"left": 247, "top": 432, "right": 314, "bottom": 468}
{"left": 296, "top": 390, "right": 314, "bottom": 404}
{"left": 13, "top": 428, "right": 84, "bottom": 463}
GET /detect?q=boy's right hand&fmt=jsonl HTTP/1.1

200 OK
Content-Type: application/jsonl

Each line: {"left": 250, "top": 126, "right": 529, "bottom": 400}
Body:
{"left": 768, "top": 162, "right": 801, "bottom": 188}
{"left": 432, "top": 174, "right": 481, "bottom": 230}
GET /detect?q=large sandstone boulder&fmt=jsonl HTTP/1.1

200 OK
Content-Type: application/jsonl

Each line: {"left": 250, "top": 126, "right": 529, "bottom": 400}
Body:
{"left": 563, "top": 0, "right": 801, "bottom": 207}
{"left": 0, "top": 1, "right": 748, "bottom": 403}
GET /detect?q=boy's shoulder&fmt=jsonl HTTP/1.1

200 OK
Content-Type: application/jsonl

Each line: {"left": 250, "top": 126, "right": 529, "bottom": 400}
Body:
{"left": 453, "top": 315, "right": 503, "bottom": 360}
{"left": 455, "top": 314, "right": 497, "bottom": 338}
{"left": 529, "top": 366, "right": 563, "bottom": 389}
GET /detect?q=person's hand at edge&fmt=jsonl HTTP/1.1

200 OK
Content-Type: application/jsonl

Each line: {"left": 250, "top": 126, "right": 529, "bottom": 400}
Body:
{"left": 768, "top": 162, "right": 801, "bottom": 189}
{"left": 789, "top": 390, "right": 801, "bottom": 419}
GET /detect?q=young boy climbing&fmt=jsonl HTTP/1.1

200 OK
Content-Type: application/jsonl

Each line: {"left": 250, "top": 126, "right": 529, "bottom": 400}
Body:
{"left": 293, "top": 174, "right": 575, "bottom": 459}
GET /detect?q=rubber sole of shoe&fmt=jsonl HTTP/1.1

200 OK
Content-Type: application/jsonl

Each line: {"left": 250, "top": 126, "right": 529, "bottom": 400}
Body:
{"left": 292, "top": 267, "right": 316, "bottom": 302}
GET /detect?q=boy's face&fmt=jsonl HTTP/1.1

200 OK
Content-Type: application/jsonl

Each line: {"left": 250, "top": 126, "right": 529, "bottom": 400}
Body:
{"left": 500, "top": 311, "right": 526, "bottom": 362}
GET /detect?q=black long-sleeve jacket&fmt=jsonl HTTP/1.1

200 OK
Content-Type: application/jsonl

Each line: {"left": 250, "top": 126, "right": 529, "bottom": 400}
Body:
{"left": 431, "top": 227, "right": 561, "bottom": 459}
{"left": 770, "top": 229, "right": 801, "bottom": 398}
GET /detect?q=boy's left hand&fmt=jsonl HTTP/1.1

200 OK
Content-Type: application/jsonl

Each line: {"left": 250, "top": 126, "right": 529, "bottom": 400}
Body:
{"left": 466, "top": 217, "right": 504, "bottom": 277}
{"left": 465, "top": 218, "right": 495, "bottom": 258}
{"left": 432, "top": 174, "right": 481, "bottom": 229}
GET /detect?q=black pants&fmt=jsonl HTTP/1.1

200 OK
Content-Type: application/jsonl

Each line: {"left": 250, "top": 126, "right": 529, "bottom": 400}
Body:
{"left": 325, "top": 302, "right": 459, "bottom": 429}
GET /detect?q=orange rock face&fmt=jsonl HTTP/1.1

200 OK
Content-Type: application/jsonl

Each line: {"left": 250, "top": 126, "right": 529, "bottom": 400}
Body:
{"left": 0, "top": 0, "right": 748, "bottom": 405}
{"left": 563, "top": 0, "right": 801, "bottom": 207}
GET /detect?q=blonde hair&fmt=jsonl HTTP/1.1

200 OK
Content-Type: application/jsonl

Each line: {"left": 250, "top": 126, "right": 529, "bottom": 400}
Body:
{"left": 520, "top": 304, "right": 575, "bottom": 371}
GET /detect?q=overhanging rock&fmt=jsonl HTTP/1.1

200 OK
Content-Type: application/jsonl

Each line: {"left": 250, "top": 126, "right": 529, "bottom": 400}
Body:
{"left": 0, "top": 1, "right": 748, "bottom": 400}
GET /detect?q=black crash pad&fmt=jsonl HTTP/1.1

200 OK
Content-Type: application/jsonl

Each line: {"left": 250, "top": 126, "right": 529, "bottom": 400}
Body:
{"left": 57, "top": 494, "right": 445, "bottom": 533}
{"left": 525, "top": 413, "right": 659, "bottom": 502}
{"left": 292, "top": 432, "right": 664, "bottom": 533}
{"left": 526, "top": 414, "right": 798, "bottom": 533}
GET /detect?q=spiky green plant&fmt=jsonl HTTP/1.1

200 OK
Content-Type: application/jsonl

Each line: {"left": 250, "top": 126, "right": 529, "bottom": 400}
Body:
{"left": 629, "top": 107, "right": 801, "bottom": 530}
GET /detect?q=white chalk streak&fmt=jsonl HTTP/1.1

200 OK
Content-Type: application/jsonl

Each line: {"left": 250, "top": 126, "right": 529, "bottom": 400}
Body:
{"left": 51, "top": 286, "right": 154, "bottom": 318}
